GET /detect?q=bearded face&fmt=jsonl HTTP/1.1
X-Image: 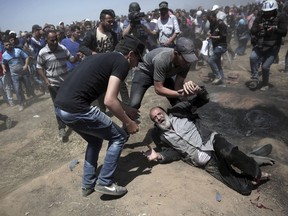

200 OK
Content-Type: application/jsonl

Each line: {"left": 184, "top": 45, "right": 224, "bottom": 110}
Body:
{"left": 157, "top": 112, "right": 171, "bottom": 130}
{"left": 150, "top": 108, "right": 172, "bottom": 131}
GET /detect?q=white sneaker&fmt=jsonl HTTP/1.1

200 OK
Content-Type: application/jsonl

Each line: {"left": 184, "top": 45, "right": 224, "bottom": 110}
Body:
{"left": 260, "top": 85, "right": 269, "bottom": 91}
{"left": 18, "top": 105, "right": 24, "bottom": 112}
{"left": 212, "top": 77, "right": 222, "bottom": 85}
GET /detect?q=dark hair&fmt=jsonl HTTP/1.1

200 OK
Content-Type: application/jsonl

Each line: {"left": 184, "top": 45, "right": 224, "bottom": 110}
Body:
{"left": 45, "top": 29, "right": 57, "bottom": 39}
{"left": 100, "top": 9, "right": 115, "bottom": 20}
{"left": 70, "top": 25, "right": 80, "bottom": 32}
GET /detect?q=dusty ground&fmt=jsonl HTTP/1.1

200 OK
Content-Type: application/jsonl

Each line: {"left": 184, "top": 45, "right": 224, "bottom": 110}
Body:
{"left": 0, "top": 39, "right": 288, "bottom": 216}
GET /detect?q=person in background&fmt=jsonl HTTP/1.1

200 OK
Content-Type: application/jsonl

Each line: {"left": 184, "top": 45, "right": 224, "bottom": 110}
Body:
{"left": 206, "top": 11, "right": 227, "bottom": 85}
{"left": 2, "top": 38, "right": 34, "bottom": 111}
{"left": 37, "top": 30, "right": 79, "bottom": 142}
{"left": 249, "top": 0, "right": 287, "bottom": 91}
{"left": 0, "top": 51, "right": 14, "bottom": 106}
{"left": 61, "top": 25, "right": 81, "bottom": 72}
{"left": 123, "top": 2, "right": 152, "bottom": 51}
{"left": 235, "top": 18, "right": 250, "bottom": 56}
{"left": 79, "top": 9, "right": 129, "bottom": 110}
{"left": 153, "top": 1, "right": 180, "bottom": 48}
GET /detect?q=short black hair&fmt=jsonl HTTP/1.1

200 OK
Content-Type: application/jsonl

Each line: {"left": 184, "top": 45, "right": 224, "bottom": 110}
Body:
{"left": 70, "top": 25, "right": 80, "bottom": 32}
{"left": 100, "top": 9, "right": 115, "bottom": 20}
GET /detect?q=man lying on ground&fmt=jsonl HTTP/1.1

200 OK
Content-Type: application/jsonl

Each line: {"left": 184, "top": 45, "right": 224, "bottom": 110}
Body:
{"left": 144, "top": 87, "right": 275, "bottom": 195}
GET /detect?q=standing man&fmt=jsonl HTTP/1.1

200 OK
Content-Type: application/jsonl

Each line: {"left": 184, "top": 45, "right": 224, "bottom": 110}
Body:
{"left": 129, "top": 37, "right": 199, "bottom": 110}
{"left": 249, "top": 0, "right": 287, "bottom": 90}
{"left": 206, "top": 11, "right": 228, "bottom": 85}
{"left": 79, "top": 9, "right": 129, "bottom": 109}
{"left": 37, "top": 30, "right": 78, "bottom": 142}
{"left": 153, "top": 1, "right": 180, "bottom": 47}
{"left": 30, "top": 24, "right": 47, "bottom": 93}
{"left": 54, "top": 35, "right": 145, "bottom": 197}
{"left": 122, "top": 2, "right": 152, "bottom": 50}
{"left": 2, "top": 38, "right": 34, "bottom": 111}
{"left": 79, "top": 9, "right": 118, "bottom": 56}
{"left": 61, "top": 25, "right": 81, "bottom": 72}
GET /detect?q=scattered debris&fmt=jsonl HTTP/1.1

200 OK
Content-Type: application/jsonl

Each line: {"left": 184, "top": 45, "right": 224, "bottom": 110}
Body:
{"left": 216, "top": 191, "right": 222, "bottom": 202}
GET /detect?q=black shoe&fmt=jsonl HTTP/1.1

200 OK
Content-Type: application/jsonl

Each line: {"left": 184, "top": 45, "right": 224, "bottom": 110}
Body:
{"left": 59, "top": 128, "right": 68, "bottom": 142}
{"left": 82, "top": 187, "right": 95, "bottom": 197}
{"left": 248, "top": 80, "right": 259, "bottom": 89}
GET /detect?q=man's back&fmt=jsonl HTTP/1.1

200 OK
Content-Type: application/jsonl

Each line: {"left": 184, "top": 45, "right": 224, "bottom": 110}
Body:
{"left": 54, "top": 52, "right": 129, "bottom": 113}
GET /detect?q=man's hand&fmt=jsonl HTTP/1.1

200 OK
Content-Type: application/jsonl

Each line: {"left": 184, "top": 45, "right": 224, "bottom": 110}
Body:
{"left": 182, "top": 81, "right": 201, "bottom": 95}
{"left": 143, "top": 145, "right": 160, "bottom": 161}
{"left": 124, "top": 120, "right": 139, "bottom": 134}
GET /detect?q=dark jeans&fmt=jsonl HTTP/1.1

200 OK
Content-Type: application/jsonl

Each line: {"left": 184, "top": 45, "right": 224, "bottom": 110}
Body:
{"left": 129, "top": 69, "right": 179, "bottom": 109}
{"left": 48, "top": 85, "right": 66, "bottom": 130}
{"left": 205, "top": 135, "right": 261, "bottom": 195}
{"left": 250, "top": 45, "right": 280, "bottom": 85}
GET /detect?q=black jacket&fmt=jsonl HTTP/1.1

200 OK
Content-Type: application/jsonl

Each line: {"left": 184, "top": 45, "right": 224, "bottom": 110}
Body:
{"left": 79, "top": 28, "right": 118, "bottom": 56}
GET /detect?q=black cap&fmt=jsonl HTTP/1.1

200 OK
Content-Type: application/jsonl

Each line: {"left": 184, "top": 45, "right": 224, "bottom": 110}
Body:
{"left": 32, "top": 24, "right": 42, "bottom": 32}
{"left": 175, "top": 37, "right": 198, "bottom": 63}
{"left": 115, "top": 35, "right": 145, "bottom": 62}
{"left": 159, "top": 1, "right": 168, "bottom": 9}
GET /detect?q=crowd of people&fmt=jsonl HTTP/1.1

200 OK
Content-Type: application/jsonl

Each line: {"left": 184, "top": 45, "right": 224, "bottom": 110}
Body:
{"left": 1, "top": 0, "right": 286, "bottom": 197}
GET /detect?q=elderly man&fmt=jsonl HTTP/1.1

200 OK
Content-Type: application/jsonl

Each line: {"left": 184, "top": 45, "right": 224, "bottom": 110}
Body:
{"left": 145, "top": 88, "right": 274, "bottom": 195}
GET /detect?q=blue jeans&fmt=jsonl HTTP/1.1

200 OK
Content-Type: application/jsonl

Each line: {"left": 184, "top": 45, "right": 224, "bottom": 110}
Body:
{"left": 55, "top": 106, "right": 128, "bottom": 188}
{"left": 250, "top": 46, "right": 280, "bottom": 84}
{"left": 235, "top": 38, "right": 249, "bottom": 56}
{"left": 207, "top": 45, "right": 227, "bottom": 79}
{"left": 0, "top": 74, "right": 13, "bottom": 104}
{"left": 11, "top": 74, "right": 33, "bottom": 105}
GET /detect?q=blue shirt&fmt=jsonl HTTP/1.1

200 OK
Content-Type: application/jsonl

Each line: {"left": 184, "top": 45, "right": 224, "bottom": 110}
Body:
{"left": 2, "top": 48, "right": 28, "bottom": 75}
{"left": 61, "top": 38, "right": 80, "bottom": 72}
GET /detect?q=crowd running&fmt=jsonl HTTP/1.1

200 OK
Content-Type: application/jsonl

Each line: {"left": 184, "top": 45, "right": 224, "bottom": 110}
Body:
{"left": 1, "top": 0, "right": 286, "bottom": 197}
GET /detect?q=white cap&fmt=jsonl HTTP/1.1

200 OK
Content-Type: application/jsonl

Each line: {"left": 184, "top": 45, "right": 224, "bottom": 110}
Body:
{"left": 196, "top": 10, "right": 202, "bottom": 17}
{"left": 211, "top": 5, "right": 219, "bottom": 11}
{"left": 59, "top": 21, "right": 64, "bottom": 25}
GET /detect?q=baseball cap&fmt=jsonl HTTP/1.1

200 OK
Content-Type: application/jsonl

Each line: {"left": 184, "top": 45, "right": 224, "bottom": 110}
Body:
{"left": 159, "top": 1, "right": 168, "bottom": 9}
{"left": 175, "top": 37, "right": 198, "bottom": 63}
{"left": 115, "top": 35, "right": 145, "bottom": 62}
{"left": 32, "top": 24, "right": 42, "bottom": 32}
{"left": 211, "top": 5, "right": 220, "bottom": 11}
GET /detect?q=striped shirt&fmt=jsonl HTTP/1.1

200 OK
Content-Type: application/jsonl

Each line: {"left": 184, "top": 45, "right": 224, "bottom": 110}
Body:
{"left": 37, "top": 44, "right": 73, "bottom": 87}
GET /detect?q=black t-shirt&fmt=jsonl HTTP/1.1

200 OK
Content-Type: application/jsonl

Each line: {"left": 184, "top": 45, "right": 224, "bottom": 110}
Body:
{"left": 54, "top": 52, "right": 129, "bottom": 113}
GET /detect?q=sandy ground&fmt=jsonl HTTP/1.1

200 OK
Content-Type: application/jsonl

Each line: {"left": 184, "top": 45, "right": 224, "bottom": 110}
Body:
{"left": 0, "top": 40, "right": 288, "bottom": 216}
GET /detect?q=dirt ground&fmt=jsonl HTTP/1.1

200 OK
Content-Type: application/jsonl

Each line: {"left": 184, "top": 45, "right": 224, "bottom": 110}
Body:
{"left": 1, "top": 39, "right": 288, "bottom": 216}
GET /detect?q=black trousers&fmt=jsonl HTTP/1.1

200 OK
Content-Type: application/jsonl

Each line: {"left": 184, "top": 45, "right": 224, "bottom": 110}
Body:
{"left": 205, "top": 134, "right": 261, "bottom": 195}
{"left": 48, "top": 85, "right": 66, "bottom": 130}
